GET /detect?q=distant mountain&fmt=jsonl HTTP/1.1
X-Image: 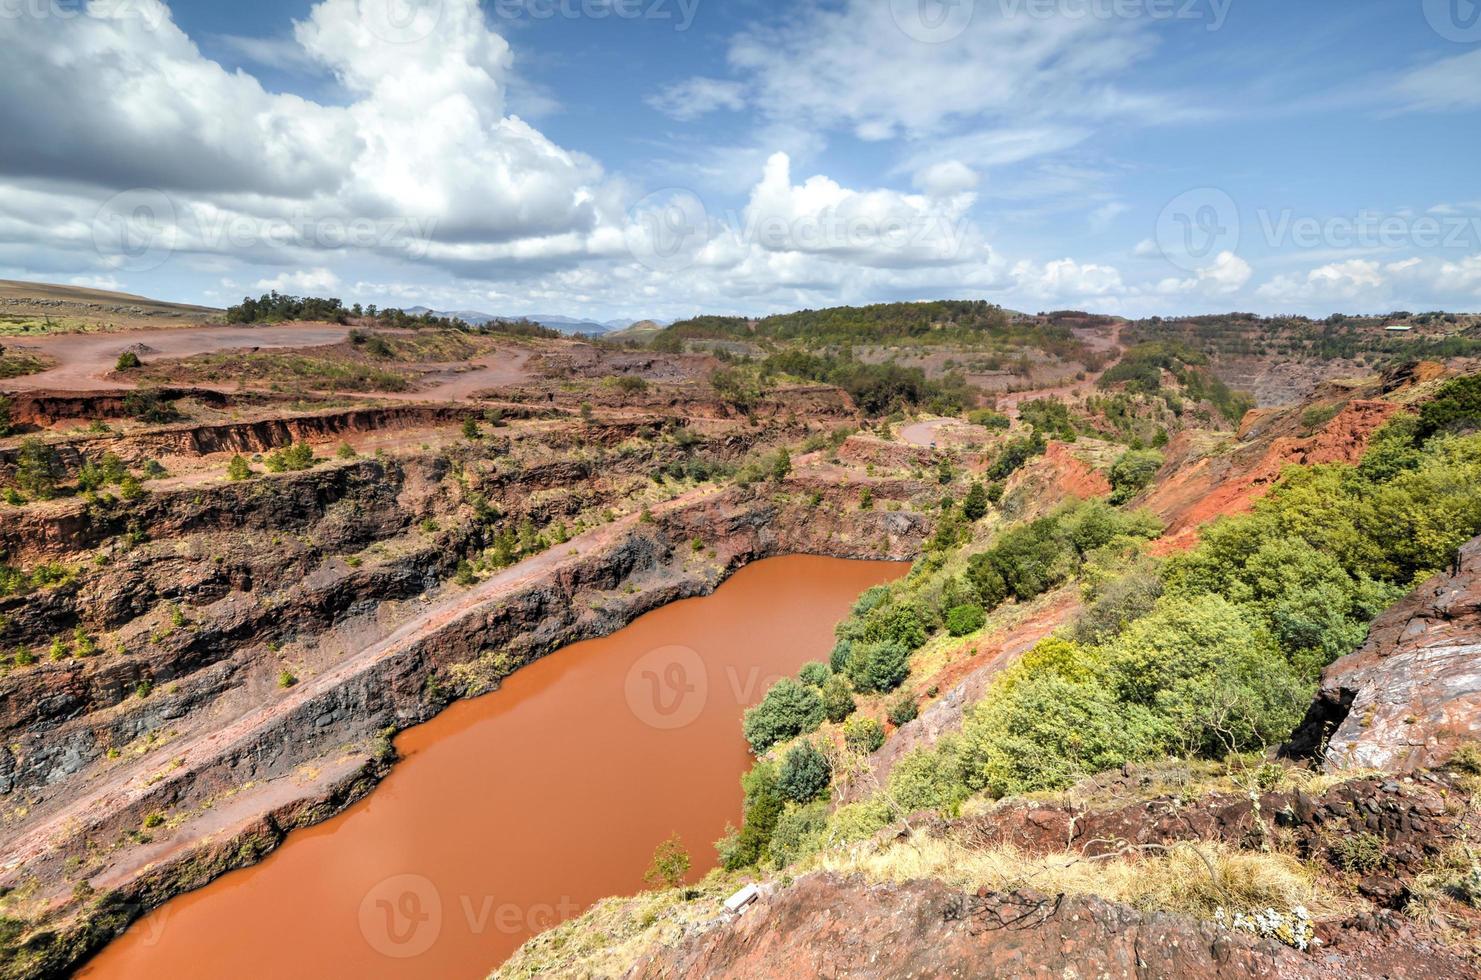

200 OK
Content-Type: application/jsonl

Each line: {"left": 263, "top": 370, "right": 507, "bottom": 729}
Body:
{"left": 401, "top": 306, "right": 663, "bottom": 335}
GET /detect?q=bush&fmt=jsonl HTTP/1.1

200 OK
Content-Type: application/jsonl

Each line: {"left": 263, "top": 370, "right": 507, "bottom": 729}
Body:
{"left": 1417, "top": 374, "right": 1481, "bottom": 439}
{"left": 743, "top": 678, "right": 824, "bottom": 754}
{"left": 962, "top": 481, "right": 989, "bottom": 521}
{"left": 777, "top": 741, "right": 832, "bottom": 804}
{"left": 278, "top": 669, "right": 298, "bottom": 689}
{"left": 843, "top": 716, "right": 885, "bottom": 754}
{"left": 13, "top": 438, "right": 61, "bottom": 499}
{"left": 829, "top": 638, "right": 853, "bottom": 673}
{"left": 0, "top": 393, "right": 11, "bottom": 436}
{"left": 1109, "top": 449, "right": 1163, "bottom": 504}
{"left": 226, "top": 455, "right": 253, "bottom": 481}
{"left": 115, "top": 351, "right": 141, "bottom": 370}
{"left": 946, "top": 602, "right": 986, "bottom": 636}
{"left": 719, "top": 761, "right": 785, "bottom": 869}
{"left": 845, "top": 640, "right": 910, "bottom": 694}
{"left": 820, "top": 676, "right": 856, "bottom": 723}
{"left": 888, "top": 694, "right": 919, "bottom": 726}
{"left": 643, "top": 833, "right": 691, "bottom": 888}
{"left": 798, "top": 661, "right": 831, "bottom": 687}
{"left": 265, "top": 442, "right": 316, "bottom": 473}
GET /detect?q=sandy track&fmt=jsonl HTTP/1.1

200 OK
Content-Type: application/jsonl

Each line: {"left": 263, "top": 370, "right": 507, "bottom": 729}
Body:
{"left": 1, "top": 323, "right": 353, "bottom": 392}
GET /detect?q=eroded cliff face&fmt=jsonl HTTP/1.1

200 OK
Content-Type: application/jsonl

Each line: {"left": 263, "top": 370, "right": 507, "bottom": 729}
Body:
{"left": 1287, "top": 534, "right": 1481, "bottom": 773}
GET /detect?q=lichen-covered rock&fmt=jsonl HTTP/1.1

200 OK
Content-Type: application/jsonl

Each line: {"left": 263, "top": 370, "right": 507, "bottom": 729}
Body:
{"left": 1288, "top": 534, "right": 1481, "bottom": 772}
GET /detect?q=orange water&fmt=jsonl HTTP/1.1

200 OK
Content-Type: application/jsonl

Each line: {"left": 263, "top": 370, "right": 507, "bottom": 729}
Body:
{"left": 77, "top": 555, "right": 905, "bottom": 978}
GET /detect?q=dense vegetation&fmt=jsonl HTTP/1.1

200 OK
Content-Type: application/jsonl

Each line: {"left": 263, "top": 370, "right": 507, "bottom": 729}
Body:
{"left": 1098, "top": 341, "right": 1254, "bottom": 423}
{"left": 224, "top": 291, "right": 560, "bottom": 338}
{"left": 719, "top": 375, "right": 1481, "bottom": 873}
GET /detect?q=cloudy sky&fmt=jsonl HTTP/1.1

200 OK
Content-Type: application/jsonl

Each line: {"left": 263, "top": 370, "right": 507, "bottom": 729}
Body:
{"left": 2, "top": 0, "right": 1479, "bottom": 321}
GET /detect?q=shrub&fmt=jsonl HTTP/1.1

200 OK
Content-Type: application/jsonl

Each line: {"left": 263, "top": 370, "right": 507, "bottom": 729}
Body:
{"left": 820, "top": 676, "right": 856, "bottom": 723}
{"left": 743, "top": 678, "right": 824, "bottom": 753}
{"left": 946, "top": 602, "right": 986, "bottom": 636}
{"left": 643, "top": 833, "right": 691, "bottom": 889}
{"left": 1417, "top": 374, "right": 1481, "bottom": 439}
{"left": 1108, "top": 449, "right": 1163, "bottom": 504}
{"left": 770, "top": 448, "right": 792, "bottom": 482}
{"left": 829, "top": 638, "right": 853, "bottom": 673}
{"left": 798, "top": 661, "right": 831, "bottom": 687}
{"left": 888, "top": 694, "right": 918, "bottom": 726}
{"left": 719, "top": 761, "right": 785, "bottom": 869}
{"left": 226, "top": 455, "right": 253, "bottom": 481}
{"left": 123, "top": 389, "right": 179, "bottom": 423}
{"left": 1331, "top": 832, "right": 1386, "bottom": 874}
{"left": 118, "top": 474, "right": 143, "bottom": 500}
{"left": 962, "top": 481, "right": 989, "bottom": 521}
{"left": 13, "top": 438, "right": 61, "bottom": 499}
{"left": 336, "top": 442, "right": 357, "bottom": 459}
{"left": 0, "top": 393, "right": 11, "bottom": 436}
{"left": 777, "top": 741, "right": 832, "bottom": 804}
{"left": 845, "top": 640, "right": 910, "bottom": 694}
{"left": 115, "top": 351, "right": 141, "bottom": 370}
{"left": 462, "top": 418, "right": 482, "bottom": 440}
{"left": 843, "top": 716, "right": 885, "bottom": 754}
{"left": 265, "top": 442, "right": 316, "bottom": 472}
{"left": 278, "top": 669, "right": 298, "bottom": 689}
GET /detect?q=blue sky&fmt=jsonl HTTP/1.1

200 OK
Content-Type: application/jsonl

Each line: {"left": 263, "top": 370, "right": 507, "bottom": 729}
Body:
{"left": 1, "top": 0, "right": 1478, "bottom": 320}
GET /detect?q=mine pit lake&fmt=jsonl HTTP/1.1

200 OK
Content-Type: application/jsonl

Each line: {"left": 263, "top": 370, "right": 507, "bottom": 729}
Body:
{"left": 77, "top": 555, "right": 907, "bottom": 978}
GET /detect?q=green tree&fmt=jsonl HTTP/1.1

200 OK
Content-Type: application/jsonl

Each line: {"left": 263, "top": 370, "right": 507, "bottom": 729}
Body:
{"left": 115, "top": 351, "right": 142, "bottom": 370}
{"left": 742, "top": 678, "right": 825, "bottom": 754}
{"left": 820, "top": 676, "right": 856, "bottom": 723}
{"left": 0, "top": 394, "right": 13, "bottom": 437}
{"left": 845, "top": 640, "right": 910, "bottom": 694}
{"left": 798, "top": 661, "right": 830, "bottom": 687}
{"left": 1109, "top": 449, "right": 1163, "bottom": 504}
{"left": 643, "top": 833, "right": 691, "bottom": 889}
{"left": 14, "top": 437, "right": 61, "bottom": 500}
{"left": 962, "top": 481, "right": 989, "bottom": 521}
{"left": 777, "top": 741, "right": 832, "bottom": 804}
{"left": 946, "top": 602, "right": 986, "bottom": 636}
{"left": 226, "top": 455, "right": 253, "bottom": 481}
{"left": 843, "top": 716, "right": 885, "bottom": 754}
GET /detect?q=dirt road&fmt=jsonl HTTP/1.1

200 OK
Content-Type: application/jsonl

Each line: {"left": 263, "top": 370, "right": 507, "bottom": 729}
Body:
{"left": 0, "top": 323, "right": 352, "bottom": 392}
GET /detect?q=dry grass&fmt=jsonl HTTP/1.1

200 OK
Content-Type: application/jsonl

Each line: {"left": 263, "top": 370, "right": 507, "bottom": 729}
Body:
{"left": 494, "top": 873, "right": 743, "bottom": 980}
{"left": 814, "top": 834, "right": 1329, "bottom": 922}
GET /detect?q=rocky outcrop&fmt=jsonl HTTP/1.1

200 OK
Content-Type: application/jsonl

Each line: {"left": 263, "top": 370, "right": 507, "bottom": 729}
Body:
{"left": 626, "top": 872, "right": 1469, "bottom": 979}
{"left": 1287, "top": 535, "right": 1481, "bottom": 772}
{"left": 1145, "top": 397, "right": 1400, "bottom": 551}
